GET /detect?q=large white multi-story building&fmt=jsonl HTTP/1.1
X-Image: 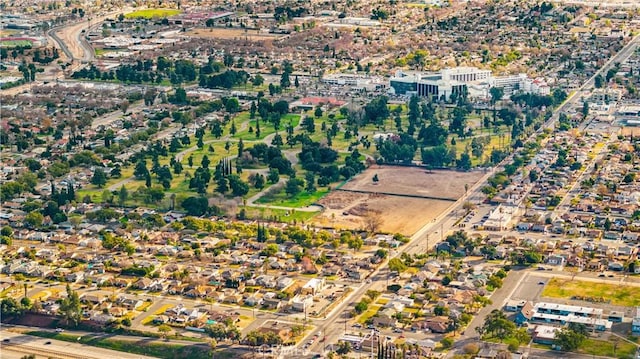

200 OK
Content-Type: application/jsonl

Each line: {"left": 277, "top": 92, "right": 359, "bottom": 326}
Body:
{"left": 321, "top": 73, "right": 387, "bottom": 92}
{"left": 389, "top": 66, "right": 550, "bottom": 100}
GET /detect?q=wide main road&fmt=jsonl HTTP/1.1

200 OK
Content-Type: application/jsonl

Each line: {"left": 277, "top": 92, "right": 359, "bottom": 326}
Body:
{"left": 306, "top": 33, "right": 640, "bottom": 356}
{"left": 48, "top": 9, "right": 129, "bottom": 69}
{"left": 0, "top": 329, "right": 158, "bottom": 359}
{"left": 449, "top": 33, "right": 640, "bottom": 356}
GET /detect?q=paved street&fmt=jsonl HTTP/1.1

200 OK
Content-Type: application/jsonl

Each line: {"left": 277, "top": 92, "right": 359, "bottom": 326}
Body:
{"left": 0, "top": 329, "right": 159, "bottom": 359}
{"left": 451, "top": 269, "right": 528, "bottom": 353}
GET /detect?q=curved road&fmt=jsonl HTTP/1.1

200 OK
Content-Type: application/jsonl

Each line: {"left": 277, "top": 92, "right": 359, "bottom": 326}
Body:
{"left": 47, "top": 10, "right": 126, "bottom": 70}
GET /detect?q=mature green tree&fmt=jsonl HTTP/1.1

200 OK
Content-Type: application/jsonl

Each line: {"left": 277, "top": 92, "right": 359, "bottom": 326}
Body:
{"left": 91, "top": 168, "right": 108, "bottom": 188}
{"left": 267, "top": 169, "right": 280, "bottom": 184}
{"left": 408, "top": 95, "right": 420, "bottom": 124}
{"left": 251, "top": 173, "right": 265, "bottom": 189}
{"left": 480, "top": 309, "right": 516, "bottom": 341}
{"left": 305, "top": 172, "right": 316, "bottom": 193}
{"left": 1, "top": 226, "right": 14, "bottom": 237}
{"left": 216, "top": 177, "right": 229, "bottom": 194}
{"left": 1, "top": 297, "right": 23, "bottom": 317}
{"left": 24, "top": 211, "right": 44, "bottom": 228}
{"left": 490, "top": 87, "right": 504, "bottom": 106}
{"left": 134, "top": 160, "right": 149, "bottom": 179}
{"left": 457, "top": 152, "right": 472, "bottom": 171}
{"left": 285, "top": 178, "right": 304, "bottom": 197}
{"left": 59, "top": 284, "right": 82, "bottom": 327}
{"left": 553, "top": 327, "right": 586, "bottom": 351}
{"left": 388, "top": 258, "right": 407, "bottom": 272}
{"left": 228, "top": 175, "right": 249, "bottom": 197}
{"left": 181, "top": 196, "right": 209, "bottom": 216}
{"left": 201, "top": 155, "right": 211, "bottom": 169}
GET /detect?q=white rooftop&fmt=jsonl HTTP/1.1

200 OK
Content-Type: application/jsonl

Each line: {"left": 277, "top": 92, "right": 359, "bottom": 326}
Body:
{"left": 534, "top": 302, "right": 604, "bottom": 316}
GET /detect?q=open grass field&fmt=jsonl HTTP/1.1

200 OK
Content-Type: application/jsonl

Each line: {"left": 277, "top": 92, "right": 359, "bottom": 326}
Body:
{"left": 0, "top": 39, "right": 33, "bottom": 48}
{"left": 542, "top": 278, "right": 640, "bottom": 307}
{"left": 256, "top": 188, "right": 328, "bottom": 208}
{"left": 125, "top": 9, "right": 181, "bottom": 19}
{"left": 233, "top": 114, "right": 300, "bottom": 141}
{"left": 577, "top": 338, "right": 638, "bottom": 359}
{"left": 243, "top": 206, "right": 317, "bottom": 224}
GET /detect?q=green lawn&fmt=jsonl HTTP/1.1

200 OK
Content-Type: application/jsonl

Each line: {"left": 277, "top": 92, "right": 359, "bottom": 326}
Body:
{"left": 256, "top": 188, "right": 328, "bottom": 208}
{"left": 0, "top": 39, "right": 33, "bottom": 48}
{"left": 542, "top": 278, "right": 640, "bottom": 307}
{"left": 27, "top": 331, "right": 210, "bottom": 359}
{"left": 243, "top": 206, "right": 318, "bottom": 224}
{"left": 178, "top": 142, "right": 228, "bottom": 169}
{"left": 125, "top": 9, "right": 181, "bottom": 19}
{"left": 233, "top": 114, "right": 300, "bottom": 141}
{"left": 357, "top": 304, "right": 381, "bottom": 324}
{"left": 578, "top": 338, "right": 638, "bottom": 359}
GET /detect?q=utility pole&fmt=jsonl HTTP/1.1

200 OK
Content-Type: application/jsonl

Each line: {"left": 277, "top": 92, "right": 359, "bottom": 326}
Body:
{"left": 370, "top": 330, "right": 374, "bottom": 359}
{"left": 344, "top": 311, "right": 347, "bottom": 334}
{"left": 425, "top": 233, "right": 430, "bottom": 255}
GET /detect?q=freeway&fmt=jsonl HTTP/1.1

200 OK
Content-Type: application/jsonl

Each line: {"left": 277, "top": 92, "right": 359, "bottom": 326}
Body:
{"left": 47, "top": 10, "right": 127, "bottom": 73}
{"left": 0, "top": 329, "right": 158, "bottom": 359}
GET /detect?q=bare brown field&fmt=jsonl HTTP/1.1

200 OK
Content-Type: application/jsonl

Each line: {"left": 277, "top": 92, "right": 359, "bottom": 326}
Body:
{"left": 341, "top": 166, "right": 483, "bottom": 200}
{"left": 620, "top": 127, "right": 640, "bottom": 137}
{"left": 312, "top": 167, "right": 483, "bottom": 235}
{"left": 313, "top": 192, "right": 452, "bottom": 236}
{"left": 186, "top": 28, "right": 284, "bottom": 41}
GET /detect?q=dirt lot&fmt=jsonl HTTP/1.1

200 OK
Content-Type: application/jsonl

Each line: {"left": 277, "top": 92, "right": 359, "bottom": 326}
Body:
{"left": 314, "top": 192, "right": 451, "bottom": 236}
{"left": 340, "top": 166, "right": 483, "bottom": 200}
{"left": 312, "top": 167, "right": 483, "bottom": 236}
{"left": 186, "top": 28, "right": 284, "bottom": 42}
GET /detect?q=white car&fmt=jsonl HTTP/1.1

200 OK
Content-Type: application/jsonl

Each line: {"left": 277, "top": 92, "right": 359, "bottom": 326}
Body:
{"left": 55, "top": 328, "right": 64, "bottom": 332}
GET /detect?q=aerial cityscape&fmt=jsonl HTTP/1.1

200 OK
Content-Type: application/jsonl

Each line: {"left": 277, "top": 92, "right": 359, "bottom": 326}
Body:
{"left": 2, "top": 0, "right": 640, "bottom": 358}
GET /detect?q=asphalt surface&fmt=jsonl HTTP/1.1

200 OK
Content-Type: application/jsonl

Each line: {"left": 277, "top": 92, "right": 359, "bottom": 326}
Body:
{"left": 0, "top": 329, "right": 158, "bottom": 359}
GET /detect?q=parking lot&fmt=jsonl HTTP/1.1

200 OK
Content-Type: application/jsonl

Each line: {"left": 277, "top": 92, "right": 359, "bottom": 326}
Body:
{"left": 510, "top": 273, "right": 549, "bottom": 302}
{"left": 307, "top": 283, "right": 352, "bottom": 318}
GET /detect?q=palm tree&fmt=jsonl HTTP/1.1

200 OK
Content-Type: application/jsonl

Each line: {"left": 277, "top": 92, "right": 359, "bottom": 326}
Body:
{"left": 209, "top": 338, "right": 217, "bottom": 359}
